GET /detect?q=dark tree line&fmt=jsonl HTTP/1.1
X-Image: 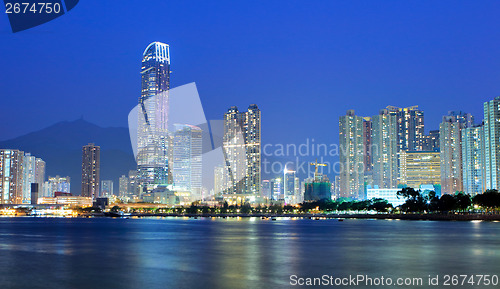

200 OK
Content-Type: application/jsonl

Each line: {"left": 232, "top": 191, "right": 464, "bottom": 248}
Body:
{"left": 397, "top": 188, "right": 500, "bottom": 213}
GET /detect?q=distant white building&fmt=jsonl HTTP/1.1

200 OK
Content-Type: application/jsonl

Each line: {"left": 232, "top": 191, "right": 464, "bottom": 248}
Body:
{"left": 100, "top": 180, "right": 114, "bottom": 197}
{"left": 367, "top": 188, "right": 405, "bottom": 207}
{"left": 43, "top": 176, "right": 71, "bottom": 198}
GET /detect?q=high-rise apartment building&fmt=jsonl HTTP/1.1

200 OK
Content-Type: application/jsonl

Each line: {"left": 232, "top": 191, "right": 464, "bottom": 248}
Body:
{"left": 172, "top": 124, "right": 203, "bottom": 201}
{"left": 483, "top": 96, "right": 500, "bottom": 190}
{"left": 462, "top": 124, "right": 485, "bottom": 195}
{"left": 81, "top": 143, "right": 100, "bottom": 199}
{"left": 371, "top": 109, "right": 398, "bottom": 189}
{"left": 338, "top": 110, "right": 365, "bottom": 199}
{"left": 386, "top": 105, "right": 425, "bottom": 152}
{"left": 137, "top": 42, "right": 171, "bottom": 195}
{"left": 440, "top": 111, "right": 474, "bottom": 194}
{"left": 0, "top": 149, "right": 24, "bottom": 204}
{"left": 222, "top": 105, "right": 261, "bottom": 202}
{"left": 119, "top": 175, "right": 128, "bottom": 197}
{"left": 283, "top": 168, "right": 296, "bottom": 204}
{"left": 22, "top": 153, "right": 45, "bottom": 203}
{"left": 362, "top": 117, "right": 373, "bottom": 172}
{"left": 127, "top": 170, "right": 138, "bottom": 197}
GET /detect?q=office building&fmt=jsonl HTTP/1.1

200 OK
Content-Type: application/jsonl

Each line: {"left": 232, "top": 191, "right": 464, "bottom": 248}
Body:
{"left": 400, "top": 151, "right": 440, "bottom": 189}
{"left": 137, "top": 42, "right": 171, "bottom": 194}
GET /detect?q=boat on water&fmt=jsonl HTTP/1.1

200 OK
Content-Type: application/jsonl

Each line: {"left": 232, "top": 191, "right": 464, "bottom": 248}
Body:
{"left": 104, "top": 211, "right": 131, "bottom": 218}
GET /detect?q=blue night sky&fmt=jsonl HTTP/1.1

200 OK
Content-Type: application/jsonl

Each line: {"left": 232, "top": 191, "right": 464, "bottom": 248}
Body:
{"left": 1, "top": 0, "right": 500, "bottom": 168}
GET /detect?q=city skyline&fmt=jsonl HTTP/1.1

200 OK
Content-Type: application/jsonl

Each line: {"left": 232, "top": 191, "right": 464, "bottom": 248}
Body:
{"left": 1, "top": 1, "right": 499, "bottom": 159}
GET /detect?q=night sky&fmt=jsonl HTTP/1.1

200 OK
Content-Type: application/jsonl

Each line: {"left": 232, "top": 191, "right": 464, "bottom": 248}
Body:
{"left": 1, "top": 0, "right": 500, "bottom": 171}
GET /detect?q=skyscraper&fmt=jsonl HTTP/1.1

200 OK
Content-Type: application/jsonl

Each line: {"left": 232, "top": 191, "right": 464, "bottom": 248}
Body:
{"left": 386, "top": 105, "right": 425, "bottom": 152}
{"left": 439, "top": 111, "right": 474, "bottom": 194}
{"left": 462, "top": 124, "right": 485, "bottom": 195}
{"left": 338, "top": 110, "right": 365, "bottom": 199}
{"left": 222, "top": 105, "right": 261, "bottom": 203}
{"left": 81, "top": 143, "right": 100, "bottom": 199}
{"left": 22, "top": 153, "right": 45, "bottom": 203}
{"left": 483, "top": 96, "right": 500, "bottom": 190}
{"left": 283, "top": 168, "right": 296, "bottom": 204}
{"left": 137, "top": 42, "right": 171, "bottom": 195}
{"left": 172, "top": 124, "right": 203, "bottom": 201}
{"left": 371, "top": 109, "right": 398, "bottom": 189}
{"left": 119, "top": 175, "right": 128, "bottom": 197}
{"left": 362, "top": 117, "right": 373, "bottom": 172}
{"left": 0, "top": 149, "right": 24, "bottom": 204}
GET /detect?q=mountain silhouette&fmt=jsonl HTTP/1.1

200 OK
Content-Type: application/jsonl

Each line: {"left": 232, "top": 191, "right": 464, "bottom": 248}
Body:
{"left": 0, "top": 119, "right": 136, "bottom": 195}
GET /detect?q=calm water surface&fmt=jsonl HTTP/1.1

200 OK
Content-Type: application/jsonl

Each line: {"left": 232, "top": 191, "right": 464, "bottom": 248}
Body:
{"left": 0, "top": 217, "right": 499, "bottom": 289}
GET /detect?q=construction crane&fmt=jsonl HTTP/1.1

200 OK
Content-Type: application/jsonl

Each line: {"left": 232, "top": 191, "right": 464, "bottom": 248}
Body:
{"left": 309, "top": 159, "right": 327, "bottom": 177}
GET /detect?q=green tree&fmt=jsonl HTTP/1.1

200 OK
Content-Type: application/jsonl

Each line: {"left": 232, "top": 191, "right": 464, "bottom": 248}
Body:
{"left": 397, "top": 187, "right": 427, "bottom": 213}
{"left": 438, "top": 194, "right": 458, "bottom": 212}
{"left": 454, "top": 192, "right": 472, "bottom": 212}
{"left": 369, "top": 198, "right": 393, "bottom": 213}
{"left": 473, "top": 189, "right": 500, "bottom": 211}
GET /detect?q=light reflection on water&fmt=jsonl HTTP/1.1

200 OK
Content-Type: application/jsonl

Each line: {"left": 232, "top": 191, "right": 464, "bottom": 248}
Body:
{"left": 0, "top": 218, "right": 499, "bottom": 289}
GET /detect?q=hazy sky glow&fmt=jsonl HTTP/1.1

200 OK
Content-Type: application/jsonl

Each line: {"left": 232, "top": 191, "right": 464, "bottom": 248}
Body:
{"left": 1, "top": 0, "right": 499, "bottom": 165}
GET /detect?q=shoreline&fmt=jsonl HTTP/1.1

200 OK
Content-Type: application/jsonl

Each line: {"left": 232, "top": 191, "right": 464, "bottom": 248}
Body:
{"left": 88, "top": 212, "right": 500, "bottom": 221}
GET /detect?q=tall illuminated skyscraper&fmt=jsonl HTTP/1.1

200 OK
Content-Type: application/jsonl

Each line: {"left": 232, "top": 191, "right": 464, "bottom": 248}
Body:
{"left": 22, "top": 153, "right": 45, "bottom": 203}
{"left": 172, "top": 124, "right": 203, "bottom": 201}
{"left": 371, "top": 109, "right": 398, "bottom": 189}
{"left": 386, "top": 105, "right": 425, "bottom": 152}
{"left": 81, "top": 143, "right": 100, "bottom": 199}
{"left": 338, "top": 110, "right": 365, "bottom": 199}
{"left": 283, "top": 168, "right": 296, "bottom": 204}
{"left": 483, "top": 96, "right": 500, "bottom": 190}
{"left": 137, "top": 42, "right": 171, "bottom": 195}
{"left": 0, "top": 149, "right": 24, "bottom": 204}
{"left": 462, "top": 124, "right": 485, "bottom": 195}
{"left": 439, "top": 111, "right": 474, "bottom": 194}
{"left": 222, "top": 104, "right": 261, "bottom": 203}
